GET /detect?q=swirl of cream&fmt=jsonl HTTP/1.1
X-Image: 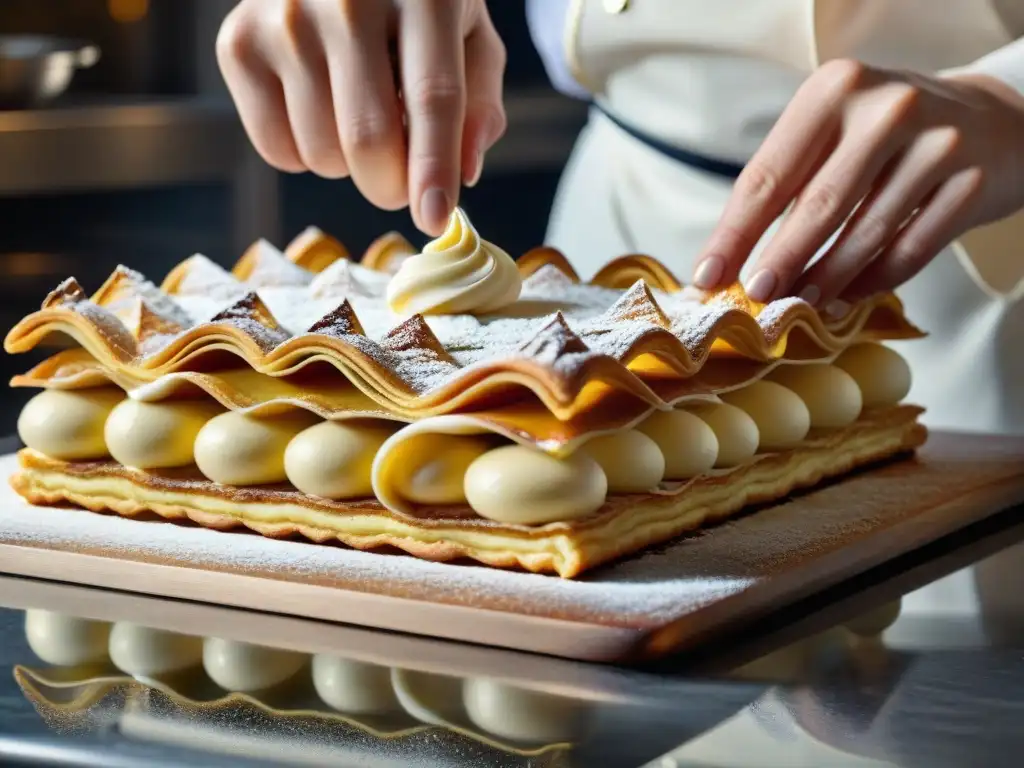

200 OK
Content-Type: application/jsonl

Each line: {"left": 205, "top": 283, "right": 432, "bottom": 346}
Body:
{"left": 386, "top": 207, "right": 522, "bottom": 315}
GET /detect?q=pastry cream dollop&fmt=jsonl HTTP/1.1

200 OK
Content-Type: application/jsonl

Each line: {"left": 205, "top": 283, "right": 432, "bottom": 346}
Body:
{"left": 203, "top": 638, "right": 307, "bottom": 693}
{"left": 834, "top": 343, "right": 911, "bottom": 408}
{"left": 108, "top": 623, "right": 203, "bottom": 678}
{"left": 768, "top": 364, "right": 863, "bottom": 429}
{"left": 687, "top": 403, "right": 760, "bottom": 467}
{"left": 463, "top": 445, "right": 607, "bottom": 525}
{"left": 25, "top": 611, "right": 111, "bottom": 667}
{"left": 284, "top": 420, "right": 395, "bottom": 499}
{"left": 386, "top": 207, "right": 522, "bottom": 316}
{"left": 18, "top": 389, "right": 123, "bottom": 460}
{"left": 105, "top": 399, "right": 224, "bottom": 469}
{"left": 638, "top": 409, "right": 720, "bottom": 480}
{"left": 391, "top": 433, "right": 494, "bottom": 506}
{"left": 579, "top": 430, "right": 665, "bottom": 492}
{"left": 463, "top": 678, "right": 591, "bottom": 744}
{"left": 194, "top": 411, "right": 319, "bottom": 486}
{"left": 312, "top": 655, "right": 399, "bottom": 715}
{"left": 720, "top": 381, "right": 811, "bottom": 451}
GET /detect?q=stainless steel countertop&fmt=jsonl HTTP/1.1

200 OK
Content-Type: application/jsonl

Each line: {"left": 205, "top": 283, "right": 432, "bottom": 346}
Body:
{"left": 0, "top": 91, "right": 587, "bottom": 196}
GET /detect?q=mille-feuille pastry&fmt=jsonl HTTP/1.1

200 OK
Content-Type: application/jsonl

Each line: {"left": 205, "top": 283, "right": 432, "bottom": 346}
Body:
{"left": 5, "top": 208, "right": 927, "bottom": 578}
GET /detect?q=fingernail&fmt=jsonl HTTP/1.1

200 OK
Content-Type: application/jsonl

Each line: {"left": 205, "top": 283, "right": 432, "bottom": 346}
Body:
{"left": 798, "top": 284, "right": 821, "bottom": 306}
{"left": 825, "top": 299, "right": 850, "bottom": 319}
{"left": 466, "top": 150, "right": 484, "bottom": 188}
{"left": 693, "top": 255, "right": 725, "bottom": 289}
{"left": 420, "top": 187, "right": 451, "bottom": 234}
{"left": 744, "top": 269, "right": 777, "bottom": 302}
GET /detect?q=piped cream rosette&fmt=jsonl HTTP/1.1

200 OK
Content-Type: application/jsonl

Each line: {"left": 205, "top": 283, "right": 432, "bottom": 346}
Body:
{"left": 386, "top": 207, "right": 522, "bottom": 316}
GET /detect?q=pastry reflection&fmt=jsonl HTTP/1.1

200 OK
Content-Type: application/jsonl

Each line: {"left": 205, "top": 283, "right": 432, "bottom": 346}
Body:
{"left": 724, "top": 600, "right": 903, "bottom": 684}
{"left": 15, "top": 609, "right": 588, "bottom": 766}
{"left": 664, "top": 601, "right": 911, "bottom": 767}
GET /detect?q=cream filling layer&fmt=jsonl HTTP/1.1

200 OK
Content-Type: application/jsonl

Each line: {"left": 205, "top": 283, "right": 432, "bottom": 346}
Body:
{"left": 767, "top": 364, "right": 863, "bottom": 429}
{"left": 464, "top": 446, "right": 608, "bottom": 524}
{"left": 106, "top": 399, "right": 225, "bottom": 469}
{"left": 202, "top": 638, "right": 307, "bottom": 693}
{"left": 193, "top": 411, "right": 320, "bottom": 486}
{"left": 17, "top": 345, "right": 911, "bottom": 526}
{"left": 284, "top": 420, "right": 396, "bottom": 499}
{"left": 18, "top": 389, "right": 122, "bottom": 461}
{"left": 108, "top": 623, "right": 203, "bottom": 679}
{"left": 24, "top": 610, "right": 111, "bottom": 667}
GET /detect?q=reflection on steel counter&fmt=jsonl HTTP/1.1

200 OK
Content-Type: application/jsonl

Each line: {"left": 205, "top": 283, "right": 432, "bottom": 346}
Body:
{"left": 13, "top": 603, "right": 908, "bottom": 768}
{"left": 18, "top": 609, "right": 591, "bottom": 767}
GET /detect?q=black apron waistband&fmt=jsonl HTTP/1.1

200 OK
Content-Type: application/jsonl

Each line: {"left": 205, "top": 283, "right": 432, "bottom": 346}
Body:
{"left": 594, "top": 103, "right": 746, "bottom": 180}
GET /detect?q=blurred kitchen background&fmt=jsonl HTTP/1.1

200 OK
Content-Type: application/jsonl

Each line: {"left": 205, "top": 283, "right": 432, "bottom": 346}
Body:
{"left": 0, "top": 0, "right": 588, "bottom": 430}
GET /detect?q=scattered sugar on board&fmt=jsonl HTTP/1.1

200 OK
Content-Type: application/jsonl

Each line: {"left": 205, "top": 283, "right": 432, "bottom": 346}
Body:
{"left": 0, "top": 458, "right": 752, "bottom": 626}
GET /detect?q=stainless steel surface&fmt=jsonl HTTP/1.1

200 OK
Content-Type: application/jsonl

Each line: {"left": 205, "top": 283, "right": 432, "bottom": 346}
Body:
{"left": 0, "top": 36, "right": 100, "bottom": 110}
{"left": 0, "top": 88, "right": 584, "bottom": 255}
{"left": 0, "top": 90, "right": 584, "bottom": 196}
{"left": 0, "top": 98, "right": 242, "bottom": 195}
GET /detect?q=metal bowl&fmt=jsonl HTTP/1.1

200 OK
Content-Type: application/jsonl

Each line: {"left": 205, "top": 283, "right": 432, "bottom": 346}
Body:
{"left": 0, "top": 35, "right": 100, "bottom": 110}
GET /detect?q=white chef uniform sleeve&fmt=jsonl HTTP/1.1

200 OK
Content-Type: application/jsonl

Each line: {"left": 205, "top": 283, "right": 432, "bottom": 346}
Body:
{"left": 940, "top": 38, "right": 1024, "bottom": 299}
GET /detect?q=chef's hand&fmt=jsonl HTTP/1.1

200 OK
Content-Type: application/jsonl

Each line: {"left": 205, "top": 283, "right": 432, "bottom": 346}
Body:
{"left": 217, "top": 0, "right": 507, "bottom": 235}
{"left": 692, "top": 60, "right": 1024, "bottom": 313}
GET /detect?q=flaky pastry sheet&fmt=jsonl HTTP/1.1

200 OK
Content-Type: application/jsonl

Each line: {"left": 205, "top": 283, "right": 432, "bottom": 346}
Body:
{"left": 5, "top": 227, "right": 922, "bottom": 419}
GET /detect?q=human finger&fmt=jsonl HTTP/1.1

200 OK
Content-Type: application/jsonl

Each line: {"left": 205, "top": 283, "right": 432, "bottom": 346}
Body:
{"left": 460, "top": 8, "right": 507, "bottom": 187}
{"left": 400, "top": 0, "right": 467, "bottom": 234}
{"left": 217, "top": 5, "right": 305, "bottom": 173}
{"left": 692, "top": 60, "right": 868, "bottom": 291}
{"left": 318, "top": 0, "right": 408, "bottom": 206}
{"left": 744, "top": 98, "right": 912, "bottom": 302}
{"left": 269, "top": 4, "right": 349, "bottom": 178}
{"left": 844, "top": 166, "right": 983, "bottom": 298}
{"left": 796, "top": 126, "right": 964, "bottom": 311}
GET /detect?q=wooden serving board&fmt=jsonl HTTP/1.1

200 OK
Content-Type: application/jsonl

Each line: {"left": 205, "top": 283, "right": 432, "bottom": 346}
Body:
{"left": 2, "top": 431, "right": 1023, "bottom": 662}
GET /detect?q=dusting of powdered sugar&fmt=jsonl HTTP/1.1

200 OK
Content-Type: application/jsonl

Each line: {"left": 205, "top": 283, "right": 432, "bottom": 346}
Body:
{"left": 44, "top": 278, "right": 138, "bottom": 356}
{"left": 243, "top": 240, "right": 314, "bottom": 288}
{"left": 26, "top": 252, "right": 831, "bottom": 398}
{"left": 756, "top": 296, "right": 810, "bottom": 344}
{"left": 208, "top": 294, "right": 290, "bottom": 351}
{"left": 104, "top": 266, "right": 195, "bottom": 330}
{"left": 173, "top": 255, "right": 247, "bottom": 303}
{"left": 310, "top": 259, "right": 391, "bottom": 299}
